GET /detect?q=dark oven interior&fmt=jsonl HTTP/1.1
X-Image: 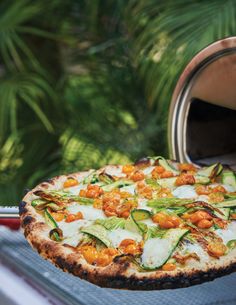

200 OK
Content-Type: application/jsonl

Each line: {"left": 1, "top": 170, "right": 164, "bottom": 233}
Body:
{"left": 186, "top": 98, "right": 236, "bottom": 169}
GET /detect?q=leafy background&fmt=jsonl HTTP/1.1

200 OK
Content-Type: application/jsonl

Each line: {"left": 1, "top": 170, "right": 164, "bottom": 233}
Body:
{"left": 0, "top": 0, "right": 234, "bottom": 204}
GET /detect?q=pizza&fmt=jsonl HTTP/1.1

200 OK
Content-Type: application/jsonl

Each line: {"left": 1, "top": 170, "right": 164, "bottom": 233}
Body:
{"left": 20, "top": 156, "right": 236, "bottom": 290}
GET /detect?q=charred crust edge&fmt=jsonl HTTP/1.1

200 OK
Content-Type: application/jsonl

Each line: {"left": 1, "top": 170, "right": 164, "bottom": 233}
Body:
{"left": 19, "top": 201, "right": 27, "bottom": 215}
{"left": 22, "top": 215, "right": 34, "bottom": 228}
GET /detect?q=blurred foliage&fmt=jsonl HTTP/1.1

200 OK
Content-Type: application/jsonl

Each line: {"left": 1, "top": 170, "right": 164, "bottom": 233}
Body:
{"left": 0, "top": 0, "right": 235, "bottom": 204}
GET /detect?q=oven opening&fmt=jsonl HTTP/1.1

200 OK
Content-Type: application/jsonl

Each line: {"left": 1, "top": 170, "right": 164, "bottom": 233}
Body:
{"left": 186, "top": 98, "right": 236, "bottom": 169}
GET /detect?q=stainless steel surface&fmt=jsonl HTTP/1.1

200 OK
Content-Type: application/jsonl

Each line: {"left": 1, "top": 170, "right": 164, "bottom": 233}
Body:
{"left": 168, "top": 37, "right": 236, "bottom": 165}
{"left": 1, "top": 227, "right": 236, "bottom": 305}
{"left": 0, "top": 206, "right": 19, "bottom": 218}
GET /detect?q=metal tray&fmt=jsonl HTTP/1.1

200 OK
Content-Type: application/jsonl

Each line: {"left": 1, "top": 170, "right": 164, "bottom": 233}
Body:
{"left": 1, "top": 227, "right": 236, "bottom": 305}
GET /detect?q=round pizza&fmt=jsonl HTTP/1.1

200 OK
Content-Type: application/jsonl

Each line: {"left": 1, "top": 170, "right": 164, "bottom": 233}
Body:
{"left": 20, "top": 157, "right": 236, "bottom": 290}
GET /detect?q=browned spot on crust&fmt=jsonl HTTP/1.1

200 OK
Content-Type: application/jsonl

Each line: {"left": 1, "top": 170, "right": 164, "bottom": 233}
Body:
{"left": 19, "top": 201, "right": 27, "bottom": 215}
{"left": 22, "top": 215, "right": 34, "bottom": 227}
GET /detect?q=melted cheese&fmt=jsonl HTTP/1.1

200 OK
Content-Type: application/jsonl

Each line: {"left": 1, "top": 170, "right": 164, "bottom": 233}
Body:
{"left": 66, "top": 184, "right": 86, "bottom": 195}
{"left": 183, "top": 243, "right": 209, "bottom": 262}
{"left": 137, "top": 199, "right": 152, "bottom": 211}
{"left": 141, "top": 238, "right": 172, "bottom": 268}
{"left": 59, "top": 219, "right": 92, "bottom": 237}
{"left": 67, "top": 204, "right": 106, "bottom": 220}
{"left": 104, "top": 166, "right": 126, "bottom": 177}
{"left": 216, "top": 222, "right": 236, "bottom": 244}
{"left": 141, "top": 219, "right": 155, "bottom": 226}
{"left": 142, "top": 166, "right": 155, "bottom": 176}
{"left": 121, "top": 184, "right": 136, "bottom": 195}
{"left": 108, "top": 229, "right": 142, "bottom": 248}
{"left": 197, "top": 195, "right": 209, "bottom": 202}
{"left": 172, "top": 185, "right": 197, "bottom": 199}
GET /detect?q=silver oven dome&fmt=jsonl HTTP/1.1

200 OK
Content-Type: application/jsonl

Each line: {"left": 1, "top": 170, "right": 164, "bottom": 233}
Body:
{"left": 168, "top": 37, "right": 236, "bottom": 169}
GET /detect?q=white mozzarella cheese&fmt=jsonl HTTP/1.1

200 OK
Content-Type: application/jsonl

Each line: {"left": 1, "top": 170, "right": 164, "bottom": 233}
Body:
{"left": 183, "top": 243, "right": 209, "bottom": 262}
{"left": 66, "top": 184, "right": 86, "bottom": 195}
{"left": 67, "top": 204, "right": 106, "bottom": 220}
{"left": 107, "top": 229, "right": 142, "bottom": 248}
{"left": 121, "top": 184, "right": 136, "bottom": 195}
{"left": 172, "top": 185, "right": 197, "bottom": 199}
{"left": 142, "top": 166, "right": 155, "bottom": 176}
{"left": 63, "top": 234, "right": 84, "bottom": 247}
{"left": 197, "top": 195, "right": 209, "bottom": 202}
{"left": 216, "top": 222, "right": 236, "bottom": 244}
{"left": 104, "top": 166, "right": 126, "bottom": 177}
{"left": 141, "top": 219, "right": 155, "bottom": 226}
{"left": 137, "top": 199, "right": 152, "bottom": 211}
{"left": 141, "top": 238, "right": 172, "bottom": 268}
{"left": 59, "top": 219, "right": 92, "bottom": 237}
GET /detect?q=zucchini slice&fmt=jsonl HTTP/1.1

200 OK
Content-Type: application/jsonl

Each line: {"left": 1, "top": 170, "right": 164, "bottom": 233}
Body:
{"left": 155, "top": 157, "right": 179, "bottom": 175}
{"left": 141, "top": 228, "right": 189, "bottom": 270}
{"left": 131, "top": 209, "right": 152, "bottom": 222}
{"left": 214, "top": 199, "right": 236, "bottom": 208}
{"left": 45, "top": 208, "right": 62, "bottom": 241}
{"left": 31, "top": 199, "right": 48, "bottom": 210}
{"left": 222, "top": 170, "right": 236, "bottom": 191}
{"left": 227, "top": 239, "right": 236, "bottom": 250}
{"left": 83, "top": 171, "right": 98, "bottom": 184}
{"left": 129, "top": 209, "right": 152, "bottom": 233}
{"left": 194, "top": 175, "right": 210, "bottom": 185}
{"left": 197, "top": 163, "right": 223, "bottom": 178}
{"left": 102, "top": 179, "right": 133, "bottom": 192}
{"left": 95, "top": 217, "right": 125, "bottom": 230}
{"left": 214, "top": 207, "right": 230, "bottom": 220}
{"left": 81, "top": 224, "right": 112, "bottom": 247}
{"left": 99, "top": 173, "right": 114, "bottom": 184}
{"left": 156, "top": 177, "right": 177, "bottom": 189}
{"left": 145, "top": 178, "right": 161, "bottom": 190}
{"left": 45, "top": 208, "right": 58, "bottom": 228}
{"left": 147, "top": 197, "right": 194, "bottom": 208}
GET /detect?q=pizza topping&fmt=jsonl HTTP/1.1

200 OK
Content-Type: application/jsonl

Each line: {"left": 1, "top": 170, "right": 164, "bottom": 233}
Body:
{"left": 152, "top": 212, "right": 181, "bottom": 229}
{"left": 161, "top": 262, "right": 177, "bottom": 271}
{"left": 197, "top": 163, "right": 223, "bottom": 179}
{"left": 65, "top": 212, "right": 83, "bottom": 222}
{"left": 78, "top": 245, "right": 119, "bottom": 266}
{"left": 63, "top": 178, "right": 79, "bottom": 188}
{"left": 78, "top": 245, "right": 98, "bottom": 264}
{"left": 154, "top": 157, "right": 180, "bottom": 176}
{"left": 49, "top": 228, "right": 63, "bottom": 241}
{"left": 172, "top": 185, "right": 197, "bottom": 199}
{"left": 51, "top": 212, "right": 65, "bottom": 222}
{"left": 130, "top": 171, "right": 145, "bottom": 182}
{"left": 207, "top": 242, "right": 227, "bottom": 258}
{"left": 108, "top": 228, "right": 142, "bottom": 248}
{"left": 29, "top": 157, "right": 236, "bottom": 271}
{"left": 173, "top": 252, "right": 200, "bottom": 264}
{"left": 222, "top": 170, "right": 236, "bottom": 191}
{"left": 81, "top": 224, "right": 112, "bottom": 247}
{"left": 79, "top": 184, "right": 103, "bottom": 199}
{"left": 119, "top": 239, "right": 143, "bottom": 255}
{"left": 141, "top": 228, "right": 189, "bottom": 269}
{"left": 122, "top": 164, "right": 135, "bottom": 174}
{"left": 134, "top": 157, "right": 151, "bottom": 168}
{"left": 179, "top": 163, "right": 196, "bottom": 172}
{"left": 67, "top": 204, "right": 106, "bottom": 220}
{"left": 227, "top": 239, "right": 236, "bottom": 250}
{"left": 175, "top": 173, "right": 195, "bottom": 186}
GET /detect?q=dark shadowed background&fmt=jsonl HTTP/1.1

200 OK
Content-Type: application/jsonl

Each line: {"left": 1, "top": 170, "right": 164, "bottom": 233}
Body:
{"left": 0, "top": 0, "right": 235, "bottom": 204}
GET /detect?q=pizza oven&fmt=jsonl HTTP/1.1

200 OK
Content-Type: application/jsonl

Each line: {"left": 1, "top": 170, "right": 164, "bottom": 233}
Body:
{"left": 168, "top": 37, "right": 236, "bottom": 170}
